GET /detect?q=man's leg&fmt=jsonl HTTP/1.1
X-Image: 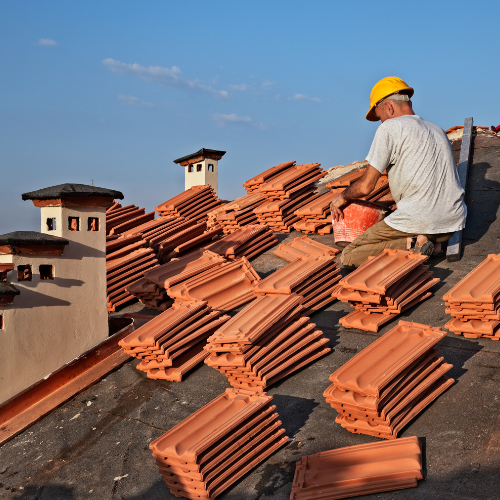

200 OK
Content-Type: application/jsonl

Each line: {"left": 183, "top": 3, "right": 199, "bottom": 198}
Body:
{"left": 340, "top": 220, "right": 414, "bottom": 268}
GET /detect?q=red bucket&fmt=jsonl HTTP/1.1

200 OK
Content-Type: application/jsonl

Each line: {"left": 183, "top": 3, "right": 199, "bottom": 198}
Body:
{"left": 333, "top": 200, "right": 390, "bottom": 248}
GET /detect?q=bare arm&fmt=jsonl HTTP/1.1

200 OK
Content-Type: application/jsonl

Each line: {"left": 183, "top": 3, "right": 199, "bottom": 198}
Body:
{"left": 330, "top": 165, "right": 381, "bottom": 221}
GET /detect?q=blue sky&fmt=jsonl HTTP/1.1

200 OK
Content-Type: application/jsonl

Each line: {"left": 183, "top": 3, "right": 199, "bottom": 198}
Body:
{"left": 1, "top": 1, "right": 499, "bottom": 233}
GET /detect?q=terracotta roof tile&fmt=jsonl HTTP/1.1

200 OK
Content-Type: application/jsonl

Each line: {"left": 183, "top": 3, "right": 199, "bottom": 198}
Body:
{"left": 325, "top": 320, "right": 453, "bottom": 439}
{"left": 340, "top": 249, "right": 428, "bottom": 294}
{"left": 444, "top": 254, "right": 500, "bottom": 303}
{"left": 167, "top": 257, "right": 261, "bottom": 311}
{"left": 330, "top": 321, "right": 446, "bottom": 396}
{"left": 325, "top": 168, "right": 367, "bottom": 189}
{"left": 242, "top": 161, "right": 296, "bottom": 191}
{"left": 290, "top": 437, "right": 422, "bottom": 500}
{"left": 273, "top": 236, "right": 339, "bottom": 262}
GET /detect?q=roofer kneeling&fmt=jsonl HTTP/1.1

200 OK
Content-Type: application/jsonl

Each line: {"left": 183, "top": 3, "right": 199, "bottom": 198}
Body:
{"left": 331, "top": 76, "right": 467, "bottom": 269}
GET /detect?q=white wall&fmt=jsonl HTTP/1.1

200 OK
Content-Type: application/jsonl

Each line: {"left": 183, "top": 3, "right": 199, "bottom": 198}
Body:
{"left": 184, "top": 159, "right": 219, "bottom": 196}
{"left": 0, "top": 204, "right": 108, "bottom": 404}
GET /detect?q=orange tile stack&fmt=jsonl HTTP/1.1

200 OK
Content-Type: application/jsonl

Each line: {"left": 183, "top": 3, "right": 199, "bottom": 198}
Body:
{"left": 126, "top": 277, "right": 173, "bottom": 311}
{"left": 107, "top": 247, "right": 160, "bottom": 312}
{"left": 250, "top": 163, "right": 325, "bottom": 232}
{"left": 334, "top": 250, "right": 439, "bottom": 332}
{"left": 119, "top": 301, "right": 230, "bottom": 381}
{"left": 290, "top": 437, "right": 423, "bottom": 499}
{"left": 205, "top": 295, "right": 331, "bottom": 392}
{"left": 444, "top": 254, "right": 500, "bottom": 340}
{"left": 106, "top": 203, "right": 155, "bottom": 236}
{"left": 325, "top": 168, "right": 367, "bottom": 191}
{"left": 205, "top": 225, "right": 278, "bottom": 260}
{"left": 149, "top": 388, "right": 288, "bottom": 498}
{"left": 253, "top": 255, "right": 341, "bottom": 315}
{"left": 324, "top": 320, "right": 454, "bottom": 439}
{"left": 293, "top": 189, "right": 343, "bottom": 234}
{"left": 155, "top": 185, "right": 224, "bottom": 222}
{"left": 167, "top": 257, "right": 261, "bottom": 312}
{"left": 126, "top": 249, "right": 226, "bottom": 311}
{"left": 162, "top": 226, "right": 223, "bottom": 261}
{"left": 242, "top": 160, "right": 297, "bottom": 193}
{"left": 214, "top": 192, "right": 266, "bottom": 234}
{"left": 106, "top": 216, "right": 211, "bottom": 310}
{"left": 254, "top": 192, "right": 322, "bottom": 233}
{"left": 273, "top": 235, "right": 339, "bottom": 262}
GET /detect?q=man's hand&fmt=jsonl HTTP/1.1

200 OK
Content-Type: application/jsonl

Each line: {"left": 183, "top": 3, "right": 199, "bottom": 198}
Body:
{"left": 330, "top": 192, "right": 350, "bottom": 222}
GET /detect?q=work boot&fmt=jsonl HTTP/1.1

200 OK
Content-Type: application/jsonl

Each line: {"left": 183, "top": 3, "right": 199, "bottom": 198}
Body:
{"left": 407, "top": 235, "right": 434, "bottom": 256}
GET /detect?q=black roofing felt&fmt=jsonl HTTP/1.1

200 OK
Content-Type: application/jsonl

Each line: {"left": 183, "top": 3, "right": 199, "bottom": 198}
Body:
{"left": 0, "top": 282, "right": 20, "bottom": 296}
{"left": 0, "top": 232, "right": 69, "bottom": 246}
{"left": 173, "top": 148, "right": 226, "bottom": 164}
{"left": 22, "top": 183, "right": 124, "bottom": 201}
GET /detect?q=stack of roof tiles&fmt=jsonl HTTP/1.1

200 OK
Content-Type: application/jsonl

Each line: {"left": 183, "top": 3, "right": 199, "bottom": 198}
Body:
{"left": 242, "top": 160, "right": 297, "bottom": 193}
{"left": 149, "top": 388, "right": 288, "bottom": 498}
{"left": 324, "top": 320, "right": 454, "bottom": 439}
{"left": 212, "top": 192, "right": 266, "bottom": 234}
{"left": 251, "top": 163, "right": 326, "bottom": 232}
{"left": 293, "top": 169, "right": 390, "bottom": 235}
{"left": 290, "top": 437, "right": 423, "bottom": 500}
{"left": 333, "top": 249, "right": 439, "bottom": 332}
{"left": 155, "top": 185, "right": 224, "bottom": 222}
{"left": 205, "top": 294, "right": 331, "bottom": 391}
{"left": 205, "top": 225, "right": 277, "bottom": 261}
{"left": 106, "top": 203, "right": 155, "bottom": 236}
{"left": 126, "top": 277, "right": 173, "bottom": 311}
{"left": 293, "top": 189, "right": 343, "bottom": 235}
{"left": 167, "top": 256, "right": 261, "bottom": 312}
{"left": 107, "top": 246, "right": 160, "bottom": 312}
{"left": 253, "top": 255, "right": 340, "bottom": 315}
{"left": 444, "top": 254, "right": 500, "bottom": 340}
{"left": 273, "top": 235, "right": 339, "bottom": 262}
{"left": 119, "top": 301, "right": 230, "bottom": 381}
{"left": 126, "top": 249, "right": 226, "bottom": 311}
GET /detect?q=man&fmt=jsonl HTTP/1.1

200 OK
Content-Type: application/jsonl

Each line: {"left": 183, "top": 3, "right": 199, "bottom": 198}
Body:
{"left": 331, "top": 76, "right": 467, "bottom": 268}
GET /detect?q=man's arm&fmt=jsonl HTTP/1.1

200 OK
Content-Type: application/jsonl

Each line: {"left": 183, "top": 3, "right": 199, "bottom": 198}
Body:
{"left": 330, "top": 165, "right": 381, "bottom": 221}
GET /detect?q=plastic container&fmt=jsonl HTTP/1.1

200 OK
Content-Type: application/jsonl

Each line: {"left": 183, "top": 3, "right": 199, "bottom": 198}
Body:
{"left": 333, "top": 200, "right": 391, "bottom": 248}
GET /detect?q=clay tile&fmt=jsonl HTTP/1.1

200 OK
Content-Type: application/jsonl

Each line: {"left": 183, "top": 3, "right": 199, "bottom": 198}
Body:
{"left": 273, "top": 235, "right": 339, "bottom": 262}
{"left": 443, "top": 254, "right": 500, "bottom": 303}
{"left": 253, "top": 256, "right": 336, "bottom": 295}
{"left": 149, "top": 388, "right": 273, "bottom": 461}
{"left": 167, "top": 257, "right": 261, "bottom": 311}
{"left": 340, "top": 249, "right": 428, "bottom": 294}
{"left": 330, "top": 320, "right": 446, "bottom": 396}
{"left": 208, "top": 294, "right": 304, "bottom": 345}
{"left": 290, "top": 437, "right": 422, "bottom": 500}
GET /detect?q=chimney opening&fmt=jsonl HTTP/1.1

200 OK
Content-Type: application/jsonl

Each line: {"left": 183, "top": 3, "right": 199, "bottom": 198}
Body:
{"left": 196, "top": 164, "right": 202, "bottom": 172}
{"left": 208, "top": 164, "right": 214, "bottom": 172}
{"left": 39, "top": 265, "right": 54, "bottom": 280}
{"left": 188, "top": 165, "right": 193, "bottom": 173}
{"left": 68, "top": 217, "right": 80, "bottom": 231}
{"left": 88, "top": 217, "right": 99, "bottom": 231}
{"left": 46, "top": 218, "right": 57, "bottom": 231}
{"left": 17, "top": 265, "right": 32, "bottom": 281}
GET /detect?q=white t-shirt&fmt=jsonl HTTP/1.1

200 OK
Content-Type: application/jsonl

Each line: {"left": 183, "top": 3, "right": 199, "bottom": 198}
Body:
{"left": 366, "top": 115, "right": 467, "bottom": 234}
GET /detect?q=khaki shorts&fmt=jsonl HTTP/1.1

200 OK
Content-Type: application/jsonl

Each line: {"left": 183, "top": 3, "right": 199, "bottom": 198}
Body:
{"left": 340, "top": 220, "right": 454, "bottom": 268}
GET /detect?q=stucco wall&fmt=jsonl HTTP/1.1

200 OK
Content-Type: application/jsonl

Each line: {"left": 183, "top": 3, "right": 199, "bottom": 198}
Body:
{"left": 184, "top": 159, "right": 219, "bottom": 196}
{"left": 0, "top": 205, "right": 108, "bottom": 404}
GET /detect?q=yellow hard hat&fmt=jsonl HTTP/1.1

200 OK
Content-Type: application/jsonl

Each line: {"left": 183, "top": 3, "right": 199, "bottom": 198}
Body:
{"left": 366, "top": 76, "right": 414, "bottom": 122}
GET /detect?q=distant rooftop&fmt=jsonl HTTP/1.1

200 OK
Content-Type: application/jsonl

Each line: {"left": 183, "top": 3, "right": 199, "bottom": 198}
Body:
{"left": 0, "top": 231, "right": 69, "bottom": 247}
{"left": 174, "top": 149, "right": 226, "bottom": 165}
{"left": 22, "top": 183, "right": 124, "bottom": 201}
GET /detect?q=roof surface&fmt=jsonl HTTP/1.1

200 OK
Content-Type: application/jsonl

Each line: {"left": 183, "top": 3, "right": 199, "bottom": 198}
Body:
{"left": 0, "top": 231, "right": 69, "bottom": 246}
{"left": 173, "top": 148, "right": 226, "bottom": 164}
{"left": 22, "top": 183, "right": 124, "bottom": 201}
{"left": 0, "top": 282, "right": 20, "bottom": 295}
